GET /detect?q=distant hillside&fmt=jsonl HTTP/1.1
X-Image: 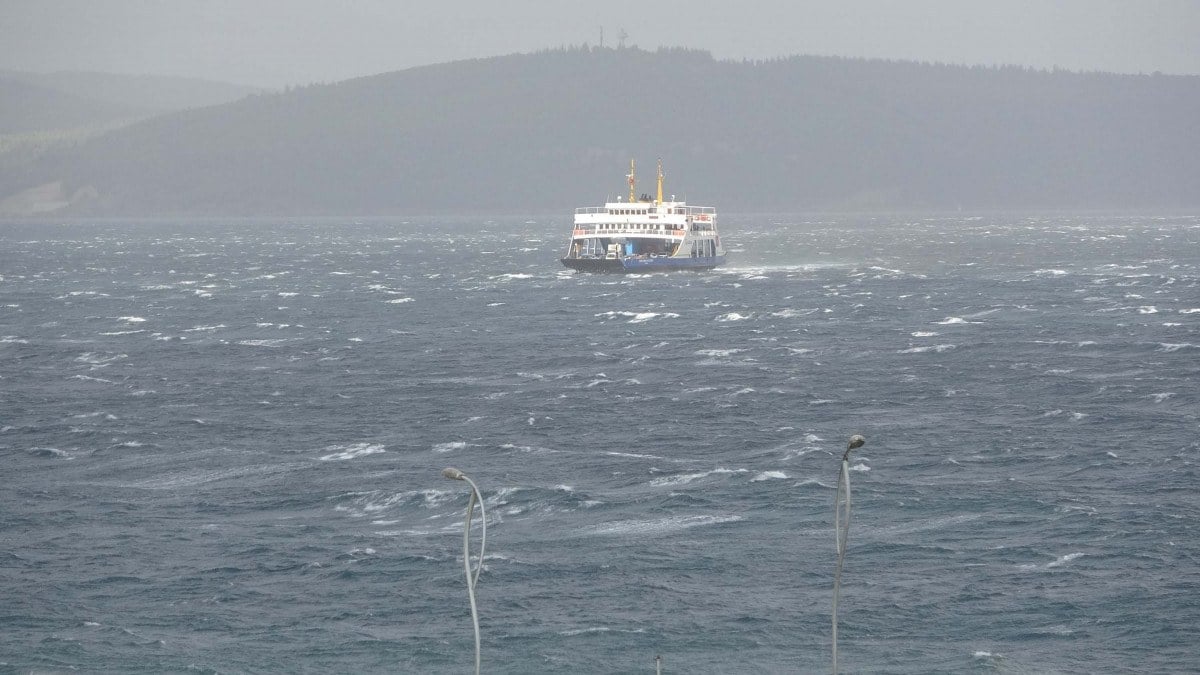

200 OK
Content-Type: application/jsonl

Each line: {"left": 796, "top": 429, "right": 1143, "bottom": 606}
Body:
{"left": 2, "top": 47, "right": 1198, "bottom": 216}
{"left": 0, "top": 71, "right": 265, "bottom": 186}
{"left": 0, "top": 70, "right": 263, "bottom": 116}
{"left": 0, "top": 78, "right": 147, "bottom": 135}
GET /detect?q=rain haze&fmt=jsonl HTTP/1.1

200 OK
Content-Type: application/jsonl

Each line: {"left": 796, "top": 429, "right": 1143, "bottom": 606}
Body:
{"left": 2, "top": 0, "right": 1199, "bottom": 85}
{"left": 3, "top": 3, "right": 1200, "bottom": 675}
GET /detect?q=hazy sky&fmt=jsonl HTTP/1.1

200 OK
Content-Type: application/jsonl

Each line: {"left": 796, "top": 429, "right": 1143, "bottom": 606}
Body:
{"left": 2, "top": 0, "right": 1198, "bottom": 86}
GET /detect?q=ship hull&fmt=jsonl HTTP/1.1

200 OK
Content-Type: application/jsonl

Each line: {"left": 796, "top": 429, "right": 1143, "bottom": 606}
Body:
{"left": 561, "top": 256, "right": 726, "bottom": 273}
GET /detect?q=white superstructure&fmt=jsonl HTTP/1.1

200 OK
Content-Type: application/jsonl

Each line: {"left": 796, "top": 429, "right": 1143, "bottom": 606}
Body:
{"left": 561, "top": 160, "right": 726, "bottom": 272}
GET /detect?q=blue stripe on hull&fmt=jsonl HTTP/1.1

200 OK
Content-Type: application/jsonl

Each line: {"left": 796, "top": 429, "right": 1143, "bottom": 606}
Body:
{"left": 561, "top": 256, "right": 726, "bottom": 273}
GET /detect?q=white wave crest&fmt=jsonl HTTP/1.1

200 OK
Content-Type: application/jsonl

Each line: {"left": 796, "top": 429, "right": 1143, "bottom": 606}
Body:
{"left": 237, "top": 339, "right": 291, "bottom": 347}
{"left": 899, "top": 344, "right": 956, "bottom": 353}
{"left": 319, "top": 443, "right": 386, "bottom": 461}
{"left": 649, "top": 467, "right": 748, "bottom": 486}
{"left": 595, "top": 310, "right": 679, "bottom": 323}
{"left": 1157, "top": 343, "right": 1197, "bottom": 352}
{"left": 586, "top": 514, "right": 743, "bottom": 537}
{"left": 1021, "top": 552, "right": 1084, "bottom": 570}
{"left": 695, "top": 348, "right": 746, "bottom": 357}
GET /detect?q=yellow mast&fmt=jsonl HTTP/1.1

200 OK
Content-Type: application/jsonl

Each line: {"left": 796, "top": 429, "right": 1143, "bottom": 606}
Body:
{"left": 656, "top": 158, "right": 664, "bottom": 205}
{"left": 627, "top": 158, "right": 636, "bottom": 203}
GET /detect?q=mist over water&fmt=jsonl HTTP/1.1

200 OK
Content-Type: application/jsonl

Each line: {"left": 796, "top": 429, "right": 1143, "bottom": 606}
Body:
{"left": 2, "top": 214, "right": 1198, "bottom": 673}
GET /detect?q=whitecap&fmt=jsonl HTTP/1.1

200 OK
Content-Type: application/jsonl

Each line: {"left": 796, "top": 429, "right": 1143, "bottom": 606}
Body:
{"left": 750, "top": 471, "right": 788, "bottom": 482}
{"left": 695, "top": 348, "right": 745, "bottom": 357}
{"left": 934, "top": 317, "right": 973, "bottom": 325}
{"left": 70, "top": 411, "right": 117, "bottom": 420}
{"left": 237, "top": 339, "right": 291, "bottom": 347}
{"left": 716, "top": 312, "right": 751, "bottom": 322}
{"left": 386, "top": 297, "right": 414, "bottom": 304}
{"left": 75, "top": 352, "right": 127, "bottom": 366}
{"left": 910, "top": 331, "right": 939, "bottom": 337}
{"left": 1150, "top": 392, "right": 1175, "bottom": 403}
{"left": 604, "top": 451, "right": 665, "bottom": 460}
{"left": 898, "top": 344, "right": 956, "bottom": 353}
{"left": 318, "top": 443, "right": 385, "bottom": 461}
{"left": 499, "top": 443, "right": 557, "bottom": 454}
{"left": 585, "top": 514, "right": 743, "bottom": 537}
{"left": 649, "top": 467, "right": 748, "bottom": 486}
{"left": 29, "top": 447, "right": 72, "bottom": 459}
{"left": 117, "top": 316, "right": 147, "bottom": 323}
{"left": 559, "top": 627, "right": 612, "bottom": 636}
{"left": 432, "top": 441, "right": 469, "bottom": 453}
{"left": 1046, "top": 552, "right": 1084, "bottom": 568}
{"left": 1157, "top": 343, "right": 1197, "bottom": 352}
{"left": 770, "top": 308, "right": 818, "bottom": 318}
{"left": 1137, "top": 306, "right": 1158, "bottom": 314}
{"left": 70, "top": 374, "right": 116, "bottom": 384}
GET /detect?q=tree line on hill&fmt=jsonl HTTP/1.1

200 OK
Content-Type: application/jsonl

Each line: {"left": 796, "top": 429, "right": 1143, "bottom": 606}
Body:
{"left": 2, "top": 47, "right": 1197, "bottom": 216}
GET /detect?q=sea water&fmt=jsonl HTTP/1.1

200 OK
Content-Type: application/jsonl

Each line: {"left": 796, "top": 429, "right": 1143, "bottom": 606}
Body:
{"left": 1, "top": 215, "right": 1197, "bottom": 673}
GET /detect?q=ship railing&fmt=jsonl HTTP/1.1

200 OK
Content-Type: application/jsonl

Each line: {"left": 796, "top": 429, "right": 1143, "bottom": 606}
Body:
{"left": 571, "top": 224, "right": 688, "bottom": 236}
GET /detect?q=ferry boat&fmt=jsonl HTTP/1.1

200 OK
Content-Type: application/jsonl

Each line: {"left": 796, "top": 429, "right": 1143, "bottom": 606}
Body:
{"left": 560, "top": 160, "right": 727, "bottom": 272}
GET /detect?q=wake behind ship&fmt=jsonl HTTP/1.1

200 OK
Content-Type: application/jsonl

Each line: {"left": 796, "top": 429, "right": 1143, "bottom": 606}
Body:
{"left": 560, "top": 160, "right": 727, "bottom": 272}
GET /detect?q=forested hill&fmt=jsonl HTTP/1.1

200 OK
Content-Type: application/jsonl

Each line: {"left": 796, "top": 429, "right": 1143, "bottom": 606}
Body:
{"left": 0, "top": 70, "right": 262, "bottom": 117}
{"left": 3, "top": 47, "right": 1198, "bottom": 216}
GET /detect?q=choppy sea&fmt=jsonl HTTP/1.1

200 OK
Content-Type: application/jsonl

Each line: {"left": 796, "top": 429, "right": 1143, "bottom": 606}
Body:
{"left": 2, "top": 214, "right": 1198, "bottom": 674}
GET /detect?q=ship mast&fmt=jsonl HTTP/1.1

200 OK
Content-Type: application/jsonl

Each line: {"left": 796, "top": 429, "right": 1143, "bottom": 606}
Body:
{"left": 627, "top": 158, "right": 636, "bottom": 203}
{"left": 656, "top": 158, "right": 664, "bottom": 205}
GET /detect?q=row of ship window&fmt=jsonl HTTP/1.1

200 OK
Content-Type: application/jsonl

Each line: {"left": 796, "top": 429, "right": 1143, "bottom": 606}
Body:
{"left": 591, "top": 223, "right": 682, "bottom": 231}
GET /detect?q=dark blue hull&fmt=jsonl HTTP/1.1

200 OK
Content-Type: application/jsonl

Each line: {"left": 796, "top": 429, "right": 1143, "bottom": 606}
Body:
{"left": 561, "top": 255, "right": 726, "bottom": 273}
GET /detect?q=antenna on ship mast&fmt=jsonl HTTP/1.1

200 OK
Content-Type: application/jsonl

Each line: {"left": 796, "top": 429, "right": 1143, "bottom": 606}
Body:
{"left": 656, "top": 158, "right": 664, "bottom": 205}
{"left": 627, "top": 158, "right": 636, "bottom": 203}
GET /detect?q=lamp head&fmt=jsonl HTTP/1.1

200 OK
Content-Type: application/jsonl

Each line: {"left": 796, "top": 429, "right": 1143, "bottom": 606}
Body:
{"left": 442, "top": 467, "right": 465, "bottom": 480}
{"left": 842, "top": 435, "right": 866, "bottom": 462}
